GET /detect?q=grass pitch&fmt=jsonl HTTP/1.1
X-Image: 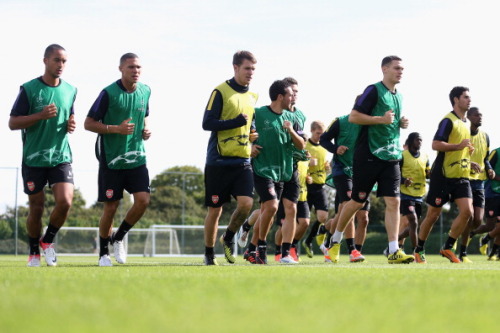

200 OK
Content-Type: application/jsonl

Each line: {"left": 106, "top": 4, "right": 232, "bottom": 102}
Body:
{"left": 1, "top": 254, "right": 498, "bottom": 333}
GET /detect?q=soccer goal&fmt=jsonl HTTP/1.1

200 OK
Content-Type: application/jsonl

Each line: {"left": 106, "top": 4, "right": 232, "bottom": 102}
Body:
{"left": 143, "top": 225, "right": 181, "bottom": 257}
{"left": 143, "top": 224, "right": 237, "bottom": 257}
{"left": 44, "top": 224, "right": 236, "bottom": 257}
{"left": 46, "top": 226, "right": 146, "bottom": 256}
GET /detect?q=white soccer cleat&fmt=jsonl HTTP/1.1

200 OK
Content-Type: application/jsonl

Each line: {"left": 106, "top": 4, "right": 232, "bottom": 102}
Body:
{"left": 27, "top": 255, "right": 41, "bottom": 267}
{"left": 279, "top": 255, "right": 299, "bottom": 264}
{"left": 40, "top": 241, "right": 57, "bottom": 266}
{"left": 113, "top": 240, "right": 127, "bottom": 264}
{"left": 99, "top": 255, "right": 113, "bottom": 267}
{"left": 237, "top": 230, "right": 249, "bottom": 248}
{"left": 319, "top": 243, "right": 329, "bottom": 256}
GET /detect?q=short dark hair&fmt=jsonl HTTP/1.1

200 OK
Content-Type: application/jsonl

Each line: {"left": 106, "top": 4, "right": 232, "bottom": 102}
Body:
{"left": 381, "top": 55, "right": 402, "bottom": 67}
{"left": 44, "top": 44, "right": 65, "bottom": 58}
{"left": 405, "top": 132, "right": 421, "bottom": 147}
{"left": 120, "top": 53, "right": 139, "bottom": 65}
{"left": 467, "top": 106, "right": 479, "bottom": 116}
{"left": 233, "top": 51, "right": 257, "bottom": 66}
{"left": 449, "top": 86, "right": 469, "bottom": 107}
{"left": 269, "top": 80, "right": 290, "bottom": 101}
{"left": 283, "top": 77, "right": 298, "bottom": 85}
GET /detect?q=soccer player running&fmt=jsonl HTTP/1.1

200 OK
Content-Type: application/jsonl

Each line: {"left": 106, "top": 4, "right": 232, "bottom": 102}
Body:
{"left": 397, "top": 132, "right": 430, "bottom": 253}
{"left": 475, "top": 147, "right": 500, "bottom": 258}
{"left": 457, "top": 107, "right": 494, "bottom": 262}
{"left": 320, "top": 110, "right": 369, "bottom": 262}
{"left": 414, "top": 86, "right": 474, "bottom": 263}
{"left": 9, "top": 44, "right": 77, "bottom": 267}
{"left": 240, "top": 77, "right": 307, "bottom": 263}
{"left": 328, "top": 55, "right": 414, "bottom": 264}
{"left": 252, "top": 79, "right": 306, "bottom": 264}
{"left": 85, "top": 53, "right": 152, "bottom": 267}
{"left": 201, "top": 51, "right": 258, "bottom": 265}
{"left": 302, "top": 121, "right": 330, "bottom": 256}
{"left": 273, "top": 160, "right": 311, "bottom": 262}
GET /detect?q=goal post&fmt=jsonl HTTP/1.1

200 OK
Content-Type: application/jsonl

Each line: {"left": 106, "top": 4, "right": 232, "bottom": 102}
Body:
{"left": 44, "top": 224, "right": 238, "bottom": 257}
{"left": 143, "top": 225, "right": 181, "bottom": 257}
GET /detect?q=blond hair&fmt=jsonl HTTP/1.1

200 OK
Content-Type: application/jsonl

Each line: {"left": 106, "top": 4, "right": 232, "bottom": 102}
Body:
{"left": 310, "top": 120, "right": 325, "bottom": 132}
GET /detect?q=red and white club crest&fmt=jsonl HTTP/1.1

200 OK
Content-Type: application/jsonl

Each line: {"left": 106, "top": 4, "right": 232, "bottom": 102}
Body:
{"left": 106, "top": 189, "right": 114, "bottom": 199}
{"left": 268, "top": 187, "right": 276, "bottom": 197}
{"left": 211, "top": 195, "right": 219, "bottom": 204}
{"left": 358, "top": 192, "right": 366, "bottom": 200}
{"left": 409, "top": 206, "right": 414, "bottom": 212}
{"left": 435, "top": 198, "right": 442, "bottom": 206}
{"left": 27, "top": 181, "right": 35, "bottom": 192}
{"left": 489, "top": 210, "right": 494, "bottom": 217}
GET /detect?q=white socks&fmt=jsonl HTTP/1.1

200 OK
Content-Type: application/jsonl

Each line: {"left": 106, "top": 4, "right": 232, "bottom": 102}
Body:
{"left": 331, "top": 230, "right": 344, "bottom": 244}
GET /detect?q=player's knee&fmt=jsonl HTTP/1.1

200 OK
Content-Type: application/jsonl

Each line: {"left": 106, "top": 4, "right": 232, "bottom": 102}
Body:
{"left": 135, "top": 195, "right": 150, "bottom": 209}
{"left": 407, "top": 216, "right": 418, "bottom": 228}
{"left": 29, "top": 201, "right": 44, "bottom": 217}
{"left": 358, "top": 218, "right": 369, "bottom": 228}
{"left": 55, "top": 197, "right": 72, "bottom": 212}
{"left": 237, "top": 198, "right": 253, "bottom": 213}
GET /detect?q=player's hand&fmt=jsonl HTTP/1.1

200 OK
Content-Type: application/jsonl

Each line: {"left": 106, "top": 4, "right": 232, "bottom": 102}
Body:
{"left": 251, "top": 144, "right": 262, "bottom": 158}
{"left": 336, "top": 145, "right": 349, "bottom": 155}
{"left": 249, "top": 129, "right": 258, "bottom": 143}
{"left": 306, "top": 175, "right": 313, "bottom": 184}
{"left": 39, "top": 103, "right": 57, "bottom": 120}
{"left": 404, "top": 177, "right": 413, "bottom": 187}
{"left": 324, "top": 161, "right": 331, "bottom": 173}
{"left": 471, "top": 162, "right": 482, "bottom": 174}
{"left": 67, "top": 114, "right": 76, "bottom": 133}
{"left": 457, "top": 139, "right": 471, "bottom": 150}
{"left": 283, "top": 120, "right": 293, "bottom": 132}
{"left": 400, "top": 116, "right": 409, "bottom": 129}
{"left": 142, "top": 127, "right": 151, "bottom": 140}
{"left": 381, "top": 110, "right": 395, "bottom": 124}
{"left": 488, "top": 169, "right": 496, "bottom": 180}
{"left": 118, "top": 118, "right": 135, "bottom": 135}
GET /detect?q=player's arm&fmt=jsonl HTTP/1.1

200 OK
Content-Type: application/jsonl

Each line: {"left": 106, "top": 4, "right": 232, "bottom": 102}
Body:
{"left": 294, "top": 121, "right": 307, "bottom": 147}
{"left": 431, "top": 118, "right": 471, "bottom": 152}
{"left": 142, "top": 116, "right": 151, "bottom": 140}
{"left": 294, "top": 120, "right": 307, "bottom": 150}
{"left": 66, "top": 93, "right": 77, "bottom": 134}
{"left": 9, "top": 87, "right": 57, "bottom": 130}
{"left": 284, "top": 120, "right": 306, "bottom": 150}
{"left": 399, "top": 159, "right": 406, "bottom": 183}
{"left": 425, "top": 158, "right": 431, "bottom": 178}
{"left": 483, "top": 133, "right": 494, "bottom": 178}
{"left": 488, "top": 151, "right": 500, "bottom": 181}
{"left": 349, "top": 109, "right": 395, "bottom": 125}
{"left": 202, "top": 89, "right": 247, "bottom": 131}
{"left": 319, "top": 118, "right": 340, "bottom": 154}
{"left": 400, "top": 158, "right": 413, "bottom": 186}
{"left": 348, "top": 86, "right": 391, "bottom": 125}
{"left": 249, "top": 113, "right": 258, "bottom": 143}
{"left": 84, "top": 90, "right": 134, "bottom": 135}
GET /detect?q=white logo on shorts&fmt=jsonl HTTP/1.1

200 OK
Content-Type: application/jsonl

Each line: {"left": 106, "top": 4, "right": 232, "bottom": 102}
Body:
{"left": 268, "top": 187, "right": 276, "bottom": 197}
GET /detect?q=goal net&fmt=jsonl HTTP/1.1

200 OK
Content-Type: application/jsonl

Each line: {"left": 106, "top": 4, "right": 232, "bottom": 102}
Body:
{"left": 143, "top": 225, "right": 181, "bottom": 257}
{"left": 44, "top": 224, "right": 236, "bottom": 257}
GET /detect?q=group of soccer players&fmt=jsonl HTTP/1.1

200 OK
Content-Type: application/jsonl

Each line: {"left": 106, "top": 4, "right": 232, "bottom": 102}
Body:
{"left": 10, "top": 44, "right": 153, "bottom": 267}
{"left": 203, "top": 50, "right": 500, "bottom": 265}
{"left": 11, "top": 45, "right": 500, "bottom": 267}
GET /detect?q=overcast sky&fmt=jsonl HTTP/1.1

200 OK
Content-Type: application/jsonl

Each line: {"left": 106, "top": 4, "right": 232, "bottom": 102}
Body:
{"left": 1, "top": 0, "right": 498, "bottom": 211}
